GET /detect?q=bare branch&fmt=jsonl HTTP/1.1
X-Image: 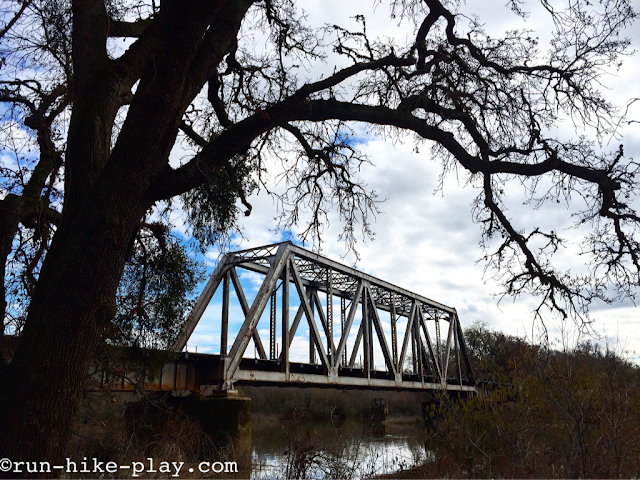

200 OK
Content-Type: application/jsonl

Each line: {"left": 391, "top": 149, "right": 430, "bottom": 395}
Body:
{"left": 0, "top": 0, "right": 31, "bottom": 40}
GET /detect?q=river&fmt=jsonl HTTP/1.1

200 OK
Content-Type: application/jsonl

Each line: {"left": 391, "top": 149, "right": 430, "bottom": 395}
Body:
{"left": 251, "top": 417, "right": 427, "bottom": 479}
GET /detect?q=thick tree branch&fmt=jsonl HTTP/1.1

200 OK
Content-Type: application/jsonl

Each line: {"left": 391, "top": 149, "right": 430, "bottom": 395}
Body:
{"left": 179, "top": 0, "right": 256, "bottom": 108}
{"left": 107, "top": 18, "right": 153, "bottom": 38}
{"left": 413, "top": 7, "right": 441, "bottom": 69}
{"left": 207, "top": 74, "right": 232, "bottom": 128}
{"left": 148, "top": 99, "right": 622, "bottom": 201}
{"left": 71, "top": 0, "right": 110, "bottom": 93}
{"left": 179, "top": 121, "right": 207, "bottom": 148}
{"left": 281, "top": 123, "right": 321, "bottom": 158}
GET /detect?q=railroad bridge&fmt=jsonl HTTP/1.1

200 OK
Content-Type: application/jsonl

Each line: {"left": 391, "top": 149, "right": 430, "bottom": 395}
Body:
{"left": 96, "top": 242, "right": 476, "bottom": 395}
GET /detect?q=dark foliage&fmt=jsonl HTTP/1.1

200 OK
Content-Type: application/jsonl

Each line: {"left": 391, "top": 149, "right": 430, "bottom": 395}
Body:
{"left": 422, "top": 324, "right": 640, "bottom": 478}
{"left": 112, "top": 227, "right": 204, "bottom": 350}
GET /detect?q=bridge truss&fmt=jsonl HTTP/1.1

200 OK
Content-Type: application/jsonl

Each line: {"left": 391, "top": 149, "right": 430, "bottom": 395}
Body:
{"left": 174, "top": 242, "right": 475, "bottom": 393}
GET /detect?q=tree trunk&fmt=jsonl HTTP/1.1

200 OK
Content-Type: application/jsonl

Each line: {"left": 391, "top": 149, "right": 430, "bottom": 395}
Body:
{"left": 0, "top": 179, "right": 146, "bottom": 467}
{"left": 0, "top": 195, "right": 23, "bottom": 367}
{"left": 0, "top": 0, "right": 252, "bottom": 470}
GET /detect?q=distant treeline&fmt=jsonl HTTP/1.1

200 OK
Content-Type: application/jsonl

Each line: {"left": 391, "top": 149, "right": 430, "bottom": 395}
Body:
{"left": 417, "top": 322, "right": 640, "bottom": 479}
{"left": 241, "top": 385, "right": 423, "bottom": 421}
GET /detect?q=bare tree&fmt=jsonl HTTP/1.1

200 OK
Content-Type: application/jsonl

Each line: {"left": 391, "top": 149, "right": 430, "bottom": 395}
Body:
{"left": 0, "top": 0, "right": 636, "bottom": 465}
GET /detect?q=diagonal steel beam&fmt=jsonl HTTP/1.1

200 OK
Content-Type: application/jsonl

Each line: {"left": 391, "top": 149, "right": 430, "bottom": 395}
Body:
{"left": 348, "top": 321, "right": 363, "bottom": 368}
{"left": 226, "top": 243, "right": 290, "bottom": 379}
{"left": 279, "top": 278, "right": 309, "bottom": 359}
{"left": 453, "top": 315, "right": 462, "bottom": 386}
{"left": 312, "top": 291, "right": 336, "bottom": 360}
{"left": 391, "top": 303, "right": 398, "bottom": 370}
{"left": 366, "top": 287, "right": 396, "bottom": 376}
{"left": 230, "top": 268, "right": 267, "bottom": 359}
{"left": 290, "top": 258, "right": 330, "bottom": 368}
{"left": 441, "top": 314, "right": 454, "bottom": 385}
{"left": 420, "top": 342, "right": 433, "bottom": 376}
{"left": 454, "top": 311, "right": 474, "bottom": 383}
{"left": 419, "top": 310, "right": 442, "bottom": 382}
{"left": 334, "top": 281, "right": 363, "bottom": 369}
{"left": 287, "top": 303, "right": 305, "bottom": 341}
{"left": 398, "top": 301, "right": 418, "bottom": 373}
{"left": 173, "top": 255, "right": 230, "bottom": 352}
{"left": 414, "top": 311, "right": 424, "bottom": 380}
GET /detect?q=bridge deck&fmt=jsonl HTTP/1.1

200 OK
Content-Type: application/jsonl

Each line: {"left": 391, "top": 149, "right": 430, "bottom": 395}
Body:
{"left": 93, "top": 352, "right": 476, "bottom": 393}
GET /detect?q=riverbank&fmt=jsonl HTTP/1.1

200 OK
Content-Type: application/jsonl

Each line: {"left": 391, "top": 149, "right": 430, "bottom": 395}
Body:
{"left": 376, "top": 463, "right": 431, "bottom": 479}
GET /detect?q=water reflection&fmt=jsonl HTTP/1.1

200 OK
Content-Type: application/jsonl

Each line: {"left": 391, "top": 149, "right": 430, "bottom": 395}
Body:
{"left": 251, "top": 418, "right": 425, "bottom": 479}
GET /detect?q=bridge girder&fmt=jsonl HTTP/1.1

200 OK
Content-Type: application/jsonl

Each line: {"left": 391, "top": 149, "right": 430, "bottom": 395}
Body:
{"left": 174, "top": 242, "right": 475, "bottom": 393}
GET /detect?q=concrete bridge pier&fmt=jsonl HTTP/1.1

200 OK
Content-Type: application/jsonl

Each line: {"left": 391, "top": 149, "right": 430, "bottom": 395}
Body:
{"left": 371, "top": 398, "right": 388, "bottom": 424}
{"left": 180, "top": 392, "right": 251, "bottom": 466}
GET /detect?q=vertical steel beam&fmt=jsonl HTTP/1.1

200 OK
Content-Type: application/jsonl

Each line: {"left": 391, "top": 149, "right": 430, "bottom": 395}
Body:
{"left": 277, "top": 284, "right": 308, "bottom": 362}
{"left": 282, "top": 259, "right": 290, "bottom": 376}
{"left": 308, "top": 288, "right": 316, "bottom": 364}
{"left": 414, "top": 313, "right": 423, "bottom": 381}
{"left": 391, "top": 302, "right": 397, "bottom": 371}
{"left": 369, "top": 301, "right": 374, "bottom": 370}
{"left": 362, "top": 284, "right": 370, "bottom": 378}
{"left": 435, "top": 316, "right": 441, "bottom": 366}
{"left": 221, "top": 271, "right": 230, "bottom": 356}
{"left": 270, "top": 288, "right": 277, "bottom": 360}
{"left": 341, "top": 297, "right": 347, "bottom": 367}
{"left": 327, "top": 269, "right": 333, "bottom": 366}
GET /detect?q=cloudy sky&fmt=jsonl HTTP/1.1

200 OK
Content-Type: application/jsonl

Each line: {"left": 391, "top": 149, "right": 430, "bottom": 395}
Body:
{"left": 184, "top": 0, "right": 640, "bottom": 365}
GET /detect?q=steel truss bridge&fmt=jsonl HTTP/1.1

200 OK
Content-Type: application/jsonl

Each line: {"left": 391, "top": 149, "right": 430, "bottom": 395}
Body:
{"left": 95, "top": 242, "right": 476, "bottom": 394}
